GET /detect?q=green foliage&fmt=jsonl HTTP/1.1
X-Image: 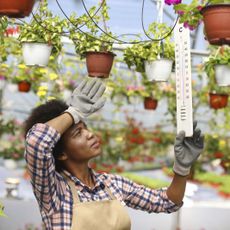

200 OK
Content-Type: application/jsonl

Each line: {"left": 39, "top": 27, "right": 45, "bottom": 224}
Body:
{"left": 0, "top": 119, "right": 25, "bottom": 161}
{"left": 119, "top": 172, "right": 169, "bottom": 188}
{"left": 0, "top": 16, "right": 8, "bottom": 44}
{"left": 10, "top": 64, "right": 47, "bottom": 85}
{"left": 69, "top": 1, "right": 114, "bottom": 58}
{"left": 203, "top": 133, "right": 230, "bottom": 162}
{"left": 204, "top": 46, "right": 230, "bottom": 94}
{"left": 195, "top": 172, "right": 229, "bottom": 184}
{"left": 18, "top": 0, "right": 68, "bottom": 57}
{"left": 123, "top": 22, "right": 175, "bottom": 72}
{"left": 0, "top": 18, "right": 21, "bottom": 62}
{"left": 0, "top": 63, "right": 14, "bottom": 80}
{"left": 219, "top": 182, "right": 230, "bottom": 194}
{"left": 0, "top": 202, "right": 6, "bottom": 217}
{"left": 0, "top": 117, "right": 17, "bottom": 137}
{"left": 174, "top": 0, "right": 230, "bottom": 30}
{"left": 91, "top": 117, "right": 175, "bottom": 167}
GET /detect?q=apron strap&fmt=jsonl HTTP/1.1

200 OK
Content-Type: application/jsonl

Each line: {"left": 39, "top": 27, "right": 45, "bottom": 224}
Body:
{"left": 60, "top": 172, "right": 80, "bottom": 203}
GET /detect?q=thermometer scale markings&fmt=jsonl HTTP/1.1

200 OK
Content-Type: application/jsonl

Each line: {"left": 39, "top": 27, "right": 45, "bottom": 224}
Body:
{"left": 174, "top": 23, "right": 193, "bottom": 136}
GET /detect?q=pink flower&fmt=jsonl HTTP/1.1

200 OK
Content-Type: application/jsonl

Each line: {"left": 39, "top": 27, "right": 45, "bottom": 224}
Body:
{"left": 176, "top": 10, "right": 184, "bottom": 15}
{"left": 164, "top": 0, "right": 182, "bottom": 6}
{"left": 196, "top": 5, "right": 203, "bottom": 11}
{"left": 183, "top": 22, "right": 195, "bottom": 31}
{"left": 126, "top": 85, "right": 135, "bottom": 91}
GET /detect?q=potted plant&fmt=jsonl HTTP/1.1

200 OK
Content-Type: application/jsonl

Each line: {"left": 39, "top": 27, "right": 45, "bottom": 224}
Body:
{"left": 0, "top": 16, "right": 9, "bottom": 62}
{"left": 0, "top": 202, "right": 6, "bottom": 217}
{"left": 0, "top": 0, "right": 35, "bottom": 18}
{"left": 123, "top": 22, "right": 175, "bottom": 82}
{"left": 18, "top": 0, "right": 68, "bottom": 67}
{"left": 69, "top": 1, "right": 116, "bottom": 78}
{"left": 208, "top": 92, "right": 229, "bottom": 110}
{"left": 0, "top": 125, "right": 25, "bottom": 169}
{"left": 205, "top": 79, "right": 229, "bottom": 110}
{"left": 173, "top": 0, "right": 230, "bottom": 45}
{"left": 0, "top": 35, "right": 22, "bottom": 63}
{"left": 141, "top": 73, "right": 163, "bottom": 110}
{"left": 144, "top": 97, "right": 158, "bottom": 110}
{"left": 203, "top": 46, "right": 230, "bottom": 109}
{"left": 10, "top": 64, "right": 37, "bottom": 92}
{"left": 204, "top": 46, "right": 230, "bottom": 86}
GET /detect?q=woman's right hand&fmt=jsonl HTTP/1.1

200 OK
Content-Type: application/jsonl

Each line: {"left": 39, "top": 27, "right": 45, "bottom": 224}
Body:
{"left": 65, "top": 78, "right": 106, "bottom": 123}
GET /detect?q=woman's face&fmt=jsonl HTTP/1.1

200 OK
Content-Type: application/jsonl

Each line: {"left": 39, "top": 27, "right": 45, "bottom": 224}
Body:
{"left": 62, "top": 122, "right": 102, "bottom": 162}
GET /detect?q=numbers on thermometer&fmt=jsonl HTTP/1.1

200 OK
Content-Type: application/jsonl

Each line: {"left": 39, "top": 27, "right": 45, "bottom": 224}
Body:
{"left": 175, "top": 39, "right": 191, "bottom": 106}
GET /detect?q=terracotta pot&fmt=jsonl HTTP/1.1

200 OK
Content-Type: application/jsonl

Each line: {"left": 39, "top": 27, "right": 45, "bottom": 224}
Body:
{"left": 201, "top": 4, "right": 230, "bottom": 45}
{"left": 144, "top": 97, "right": 158, "bottom": 110}
{"left": 18, "top": 81, "right": 31, "bottom": 92}
{"left": 85, "top": 51, "right": 116, "bottom": 78}
{"left": 220, "top": 159, "right": 230, "bottom": 173}
{"left": 0, "top": 0, "right": 35, "bottom": 18}
{"left": 209, "top": 92, "right": 228, "bottom": 109}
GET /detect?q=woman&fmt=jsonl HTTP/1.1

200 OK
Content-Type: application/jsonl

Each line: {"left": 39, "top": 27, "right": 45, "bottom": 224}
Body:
{"left": 24, "top": 78, "right": 204, "bottom": 230}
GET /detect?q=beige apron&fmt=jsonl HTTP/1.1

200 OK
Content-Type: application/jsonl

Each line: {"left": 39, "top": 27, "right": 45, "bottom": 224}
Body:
{"left": 64, "top": 175, "right": 131, "bottom": 230}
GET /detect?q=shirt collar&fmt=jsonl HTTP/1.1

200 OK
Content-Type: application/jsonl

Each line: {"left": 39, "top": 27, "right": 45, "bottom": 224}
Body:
{"left": 61, "top": 168, "right": 105, "bottom": 191}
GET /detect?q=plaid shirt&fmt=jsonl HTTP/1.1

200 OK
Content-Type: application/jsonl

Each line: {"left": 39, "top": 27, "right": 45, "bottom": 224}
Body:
{"left": 25, "top": 123, "right": 181, "bottom": 230}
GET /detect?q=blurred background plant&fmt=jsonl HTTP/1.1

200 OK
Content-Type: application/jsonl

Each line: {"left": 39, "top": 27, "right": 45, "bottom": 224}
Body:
{"left": 0, "top": 119, "right": 25, "bottom": 161}
{"left": 0, "top": 202, "right": 6, "bottom": 217}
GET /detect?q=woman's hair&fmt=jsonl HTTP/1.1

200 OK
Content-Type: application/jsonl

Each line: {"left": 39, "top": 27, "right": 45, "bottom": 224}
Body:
{"left": 24, "top": 99, "right": 68, "bottom": 171}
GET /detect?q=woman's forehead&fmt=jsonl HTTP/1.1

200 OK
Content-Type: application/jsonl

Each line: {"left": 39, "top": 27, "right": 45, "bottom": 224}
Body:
{"left": 70, "top": 121, "right": 87, "bottom": 131}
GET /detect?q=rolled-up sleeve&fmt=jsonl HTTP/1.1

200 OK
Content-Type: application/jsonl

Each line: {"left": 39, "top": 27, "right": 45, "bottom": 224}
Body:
{"left": 111, "top": 174, "right": 182, "bottom": 213}
{"left": 25, "top": 123, "right": 66, "bottom": 215}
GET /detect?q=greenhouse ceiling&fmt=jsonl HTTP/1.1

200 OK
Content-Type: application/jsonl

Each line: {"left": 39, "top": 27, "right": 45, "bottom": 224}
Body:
{"left": 35, "top": 0, "right": 208, "bottom": 52}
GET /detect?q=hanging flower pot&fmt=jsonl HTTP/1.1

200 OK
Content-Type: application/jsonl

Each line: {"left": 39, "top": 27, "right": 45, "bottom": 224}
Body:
{"left": 22, "top": 42, "right": 52, "bottom": 67}
{"left": 0, "top": 0, "right": 35, "bottom": 18}
{"left": 144, "top": 97, "right": 158, "bottom": 110}
{"left": 201, "top": 4, "right": 230, "bottom": 45}
{"left": 144, "top": 59, "right": 173, "bottom": 82}
{"left": 85, "top": 51, "right": 116, "bottom": 78}
{"left": 209, "top": 92, "right": 228, "bottom": 109}
{"left": 17, "top": 81, "right": 31, "bottom": 92}
{"left": 215, "top": 64, "right": 230, "bottom": 86}
{"left": 3, "top": 159, "right": 18, "bottom": 170}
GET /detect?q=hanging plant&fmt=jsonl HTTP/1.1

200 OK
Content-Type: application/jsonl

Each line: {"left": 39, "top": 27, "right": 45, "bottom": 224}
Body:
{"left": 17, "top": 80, "right": 31, "bottom": 92}
{"left": 18, "top": 0, "right": 68, "bottom": 66}
{"left": 141, "top": 73, "right": 163, "bottom": 109}
{"left": 202, "top": 45, "right": 230, "bottom": 109}
{"left": 10, "top": 64, "right": 48, "bottom": 93}
{"left": 69, "top": 1, "right": 116, "bottom": 78}
{"left": 144, "top": 97, "right": 158, "bottom": 110}
{"left": 123, "top": 23, "right": 174, "bottom": 82}
{"left": 209, "top": 93, "right": 228, "bottom": 110}
{"left": 204, "top": 46, "right": 230, "bottom": 86}
{"left": 173, "top": 0, "right": 230, "bottom": 45}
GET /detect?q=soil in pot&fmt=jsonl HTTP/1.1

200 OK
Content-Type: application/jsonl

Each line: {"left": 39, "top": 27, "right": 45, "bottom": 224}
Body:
{"left": 209, "top": 93, "right": 228, "bottom": 109}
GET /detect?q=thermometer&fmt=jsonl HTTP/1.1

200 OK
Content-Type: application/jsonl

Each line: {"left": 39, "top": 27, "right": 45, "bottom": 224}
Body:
{"left": 174, "top": 22, "right": 193, "bottom": 137}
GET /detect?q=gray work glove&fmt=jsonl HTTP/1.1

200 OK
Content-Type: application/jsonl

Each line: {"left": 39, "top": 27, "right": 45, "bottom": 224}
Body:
{"left": 173, "top": 121, "right": 204, "bottom": 176}
{"left": 65, "top": 78, "right": 106, "bottom": 123}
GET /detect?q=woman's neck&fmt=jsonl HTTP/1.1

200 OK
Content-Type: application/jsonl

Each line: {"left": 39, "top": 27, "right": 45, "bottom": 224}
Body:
{"left": 64, "top": 161, "right": 94, "bottom": 188}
